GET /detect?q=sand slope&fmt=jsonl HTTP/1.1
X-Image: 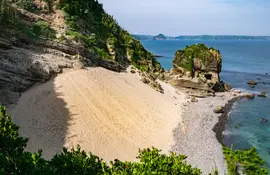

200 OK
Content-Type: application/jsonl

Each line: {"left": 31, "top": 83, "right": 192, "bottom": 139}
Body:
{"left": 11, "top": 67, "right": 185, "bottom": 161}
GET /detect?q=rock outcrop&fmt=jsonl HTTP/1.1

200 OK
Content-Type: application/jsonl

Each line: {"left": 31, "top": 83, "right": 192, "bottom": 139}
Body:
{"left": 167, "top": 44, "right": 227, "bottom": 92}
{"left": 0, "top": 37, "right": 85, "bottom": 106}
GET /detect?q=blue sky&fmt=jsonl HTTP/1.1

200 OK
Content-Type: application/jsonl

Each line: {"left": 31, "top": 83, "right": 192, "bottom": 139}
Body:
{"left": 99, "top": 0, "right": 270, "bottom": 36}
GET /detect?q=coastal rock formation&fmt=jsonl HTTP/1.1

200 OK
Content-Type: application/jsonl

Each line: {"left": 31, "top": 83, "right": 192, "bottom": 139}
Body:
{"left": 167, "top": 44, "right": 227, "bottom": 92}
{"left": 0, "top": 38, "right": 82, "bottom": 105}
{"left": 246, "top": 93, "right": 255, "bottom": 99}
{"left": 247, "top": 80, "right": 257, "bottom": 85}
{"left": 258, "top": 92, "right": 267, "bottom": 98}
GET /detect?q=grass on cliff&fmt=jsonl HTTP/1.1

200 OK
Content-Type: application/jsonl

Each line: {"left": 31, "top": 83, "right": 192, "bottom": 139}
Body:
{"left": 174, "top": 44, "right": 221, "bottom": 75}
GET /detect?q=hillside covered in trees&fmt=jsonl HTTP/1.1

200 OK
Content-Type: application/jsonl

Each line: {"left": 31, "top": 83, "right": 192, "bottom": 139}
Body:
{"left": 0, "top": 0, "right": 163, "bottom": 73}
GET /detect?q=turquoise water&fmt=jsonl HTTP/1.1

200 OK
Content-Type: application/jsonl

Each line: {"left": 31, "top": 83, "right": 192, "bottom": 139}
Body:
{"left": 141, "top": 40, "right": 270, "bottom": 170}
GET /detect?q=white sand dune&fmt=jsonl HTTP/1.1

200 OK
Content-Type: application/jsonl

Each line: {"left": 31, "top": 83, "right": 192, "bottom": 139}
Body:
{"left": 11, "top": 67, "right": 186, "bottom": 161}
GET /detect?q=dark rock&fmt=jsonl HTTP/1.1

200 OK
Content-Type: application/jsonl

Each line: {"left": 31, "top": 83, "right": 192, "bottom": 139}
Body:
{"left": 210, "top": 82, "right": 225, "bottom": 92}
{"left": 247, "top": 80, "right": 257, "bottom": 85}
{"left": 130, "top": 70, "right": 136, "bottom": 74}
{"left": 98, "top": 59, "right": 123, "bottom": 72}
{"left": 258, "top": 91, "right": 267, "bottom": 98}
{"left": 224, "top": 83, "right": 232, "bottom": 91}
{"left": 259, "top": 118, "right": 268, "bottom": 123}
{"left": 214, "top": 106, "right": 225, "bottom": 113}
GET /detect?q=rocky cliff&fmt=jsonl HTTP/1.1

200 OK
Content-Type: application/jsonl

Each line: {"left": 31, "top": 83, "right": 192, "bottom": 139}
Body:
{"left": 167, "top": 44, "right": 227, "bottom": 92}
{"left": 0, "top": 0, "right": 164, "bottom": 105}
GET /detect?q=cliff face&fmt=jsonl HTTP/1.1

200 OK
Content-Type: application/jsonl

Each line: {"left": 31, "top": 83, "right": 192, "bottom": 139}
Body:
{"left": 0, "top": 0, "right": 164, "bottom": 105}
{"left": 168, "top": 44, "right": 224, "bottom": 92}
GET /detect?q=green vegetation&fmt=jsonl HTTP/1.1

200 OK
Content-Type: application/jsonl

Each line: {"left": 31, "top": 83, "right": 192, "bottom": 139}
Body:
{"left": 33, "top": 21, "right": 56, "bottom": 38}
{"left": 1, "top": 105, "right": 267, "bottom": 175}
{"left": 17, "top": 0, "right": 38, "bottom": 12}
{"left": 43, "top": 0, "right": 53, "bottom": 13}
{"left": 0, "top": 1, "right": 55, "bottom": 39}
{"left": 0, "top": 105, "right": 203, "bottom": 174}
{"left": 223, "top": 146, "right": 268, "bottom": 175}
{"left": 57, "top": 0, "right": 162, "bottom": 72}
{"left": 173, "top": 44, "right": 221, "bottom": 75}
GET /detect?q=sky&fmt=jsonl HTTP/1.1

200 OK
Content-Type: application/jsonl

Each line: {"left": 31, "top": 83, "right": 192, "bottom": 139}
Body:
{"left": 98, "top": 0, "right": 270, "bottom": 36}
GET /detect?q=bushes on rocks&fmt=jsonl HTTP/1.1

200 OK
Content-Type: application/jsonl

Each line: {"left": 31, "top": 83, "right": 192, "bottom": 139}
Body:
{"left": 223, "top": 146, "right": 268, "bottom": 175}
{"left": 18, "top": 0, "right": 38, "bottom": 12}
{"left": 33, "top": 21, "right": 56, "bottom": 38}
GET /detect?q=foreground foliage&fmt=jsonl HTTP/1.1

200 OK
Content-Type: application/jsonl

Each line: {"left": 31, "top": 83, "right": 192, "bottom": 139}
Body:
{"left": 223, "top": 146, "right": 268, "bottom": 175}
{"left": 0, "top": 106, "right": 202, "bottom": 174}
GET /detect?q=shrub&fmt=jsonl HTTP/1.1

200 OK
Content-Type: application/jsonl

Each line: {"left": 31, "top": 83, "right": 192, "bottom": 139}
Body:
{"left": 0, "top": 105, "right": 203, "bottom": 174}
{"left": 18, "top": 0, "right": 38, "bottom": 12}
{"left": 32, "top": 21, "right": 56, "bottom": 38}
{"left": 223, "top": 146, "right": 268, "bottom": 175}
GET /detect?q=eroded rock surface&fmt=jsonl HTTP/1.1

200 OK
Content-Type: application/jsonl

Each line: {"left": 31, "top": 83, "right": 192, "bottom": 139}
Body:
{"left": 167, "top": 44, "right": 228, "bottom": 92}
{"left": 0, "top": 37, "right": 88, "bottom": 106}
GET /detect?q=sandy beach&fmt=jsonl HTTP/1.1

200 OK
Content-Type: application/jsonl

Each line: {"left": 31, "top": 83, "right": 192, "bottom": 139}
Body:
{"left": 10, "top": 67, "right": 186, "bottom": 161}
{"left": 9, "top": 67, "right": 248, "bottom": 174}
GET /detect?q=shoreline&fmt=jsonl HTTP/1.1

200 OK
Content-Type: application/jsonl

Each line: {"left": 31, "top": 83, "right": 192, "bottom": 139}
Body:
{"left": 171, "top": 90, "right": 249, "bottom": 174}
{"left": 212, "top": 95, "right": 247, "bottom": 145}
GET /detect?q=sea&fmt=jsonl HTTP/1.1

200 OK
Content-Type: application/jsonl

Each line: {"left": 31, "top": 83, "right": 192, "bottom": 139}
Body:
{"left": 141, "top": 39, "right": 270, "bottom": 170}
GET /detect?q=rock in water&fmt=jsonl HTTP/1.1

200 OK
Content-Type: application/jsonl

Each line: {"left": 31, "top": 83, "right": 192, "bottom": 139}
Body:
{"left": 259, "top": 118, "right": 268, "bottom": 123}
{"left": 246, "top": 93, "right": 255, "bottom": 99}
{"left": 169, "top": 44, "right": 225, "bottom": 92}
{"left": 247, "top": 80, "right": 257, "bottom": 85}
{"left": 214, "top": 106, "right": 225, "bottom": 113}
{"left": 258, "top": 91, "right": 267, "bottom": 98}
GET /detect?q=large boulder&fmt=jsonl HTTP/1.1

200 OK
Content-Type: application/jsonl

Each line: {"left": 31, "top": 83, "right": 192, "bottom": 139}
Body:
{"left": 170, "top": 44, "right": 224, "bottom": 92}
{"left": 214, "top": 106, "right": 225, "bottom": 113}
{"left": 247, "top": 80, "right": 257, "bottom": 85}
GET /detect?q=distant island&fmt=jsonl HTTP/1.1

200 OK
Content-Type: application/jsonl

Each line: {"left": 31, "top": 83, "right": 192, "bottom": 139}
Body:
{"left": 132, "top": 34, "right": 270, "bottom": 41}
{"left": 153, "top": 34, "right": 166, "bottom": 40}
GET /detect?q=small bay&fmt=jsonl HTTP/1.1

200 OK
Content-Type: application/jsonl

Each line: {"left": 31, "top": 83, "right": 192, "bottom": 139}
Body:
{"left": 141, "top": 39, "right": 270, "bottom": 170}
